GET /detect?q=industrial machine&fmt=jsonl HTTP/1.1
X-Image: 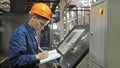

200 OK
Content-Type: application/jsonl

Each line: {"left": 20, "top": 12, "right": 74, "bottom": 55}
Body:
{"left": 57, "top": 25, "right": 89, "bottom": 68}
{"left": 89, "top": 0, "right": 120, "bottom": 68}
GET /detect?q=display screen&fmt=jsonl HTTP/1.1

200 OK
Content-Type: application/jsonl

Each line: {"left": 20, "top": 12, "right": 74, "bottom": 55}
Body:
{"left": 57, "top": 25, "right": 89, "bottom": 68}
{"left": 65, "top": 32, "right": 77, "bottom": 43}
{"left": 58, "top": 29, "right": 85, "bottom": 55}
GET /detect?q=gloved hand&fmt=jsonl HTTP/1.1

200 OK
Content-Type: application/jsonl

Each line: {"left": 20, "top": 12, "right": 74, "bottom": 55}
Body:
{"left": 36, "top": 51, "right": 49, "bottom": 60}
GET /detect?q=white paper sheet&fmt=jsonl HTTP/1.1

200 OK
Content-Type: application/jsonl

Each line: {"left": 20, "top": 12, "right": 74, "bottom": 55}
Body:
{"left": 40, "top": 49, "right": 61, "bottom": 64}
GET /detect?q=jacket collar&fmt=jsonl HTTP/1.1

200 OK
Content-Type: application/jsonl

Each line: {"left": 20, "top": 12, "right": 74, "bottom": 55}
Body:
{"left": 24, "top": 21, "right": 37, "bottom": 36}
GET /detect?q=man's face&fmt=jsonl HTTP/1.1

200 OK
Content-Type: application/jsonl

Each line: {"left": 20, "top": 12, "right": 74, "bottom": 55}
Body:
{"left": 32, "top": 15, "right": 49, "bottom": 30}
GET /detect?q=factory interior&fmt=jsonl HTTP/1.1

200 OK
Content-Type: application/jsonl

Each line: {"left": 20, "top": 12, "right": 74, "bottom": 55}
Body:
{"left": 0, "top": 0, "right": 120, "bottom": 68}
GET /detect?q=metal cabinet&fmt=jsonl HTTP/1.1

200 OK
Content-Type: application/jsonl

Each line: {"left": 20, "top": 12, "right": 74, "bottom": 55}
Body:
{"left": 89, "top": 0, "right": 120, "bottom": 68}
{"left": 89, "top": 1, "right": 107, "bottom": 67}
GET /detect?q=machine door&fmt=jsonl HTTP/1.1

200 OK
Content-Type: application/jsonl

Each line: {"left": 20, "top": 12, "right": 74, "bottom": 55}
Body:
{"left": 89, "top": 1, "right": 106, "bottom": 67}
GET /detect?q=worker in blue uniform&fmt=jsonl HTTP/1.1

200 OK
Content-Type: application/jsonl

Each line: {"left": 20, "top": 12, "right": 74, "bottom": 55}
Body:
{"left": 8, "top": 3, "right": 51, "bottom": 68}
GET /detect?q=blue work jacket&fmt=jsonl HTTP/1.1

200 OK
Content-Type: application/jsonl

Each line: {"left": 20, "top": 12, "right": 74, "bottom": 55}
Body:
{"left": 8, "top": 22, "right": 40, "bottom": 68}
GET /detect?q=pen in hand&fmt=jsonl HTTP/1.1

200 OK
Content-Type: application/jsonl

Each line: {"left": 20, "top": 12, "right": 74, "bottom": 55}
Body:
{"left": 38, "top": 46, "right": 44, "bottom": 52}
